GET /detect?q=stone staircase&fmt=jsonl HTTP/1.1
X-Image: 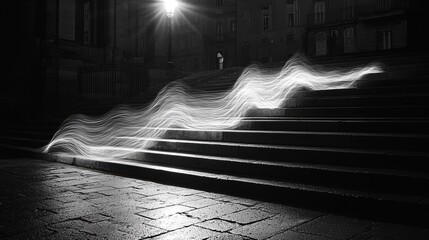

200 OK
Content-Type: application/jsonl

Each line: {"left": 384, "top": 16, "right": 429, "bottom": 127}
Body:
{"left": 1, "top": 52, "right": 429, "bottom": 227}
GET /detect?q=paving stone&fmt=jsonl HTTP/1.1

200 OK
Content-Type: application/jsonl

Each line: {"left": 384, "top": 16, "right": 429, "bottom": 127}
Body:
{"left": 230, "top": 211, "right": 318, "bottom": 240}
{"left": 2, "top": 158, "right": 429, "bottom": 240}
{"left": 220, "top": 208, "right": 272, "bottom": 224}
{"left": 186, "top": 203, "right": 247, "bottom": 220}
{"left": 138, "top": 199, "right": 174, "bottom": 210}
{"left": 226, "top": 197, "right": 260, "bottom": 206}
{"left": 83, "top": 192, "right": 106, "bottom": 200}
{"left": 95, "top": 198, "right": 142, "bottom": 212}
{"left": 44, "top": 228, "right": 97, "bottom": 240}
{"left": 136, "top": 205, "right": 194, "bottom": 219}
{"left": 126, "top": 192, "right": 149, "bottom": 201}
{"left": 37, "top": 203, "right": 101, "bottom": 225}
{"left": 171, "top": 188, "right": 203, "bottom": 196}
{"left": 196, "top": 219, "right": 240, "bottom": 232}
{"left": 293, "top": 214, "right": 375, "bottom": 240}
{"left": 98, "top": 188, "right": 131, "bottom": 196}
{"left": 52, "top": 192, "right": 87, "bottom": 203}
{"left": 181, "top": 198, "right": 221, "bottom": 208}
{"left": 252, "top": 202, "right": 325, "bottom": 217}
{"left": 146, "top": 193, "right": 201, "bottom": 205}
{"left": 48, "top": 219, "right": 98, "bottom": 236}
{"left": 81, "top": 213, "right": 111, "bottom": 223}
{"left": 0, "top": 213, "right": 46, "bottom": 235}
{"left": 145, "top": 213, "right": 201, "bottom": 231}
{"left": 351, "top": 222, "right": 429, "bottom": 240}
{"left": 206, "top": 233, "right": 248, "bottom": 240}
{"left": 196, "top": 192, "right": 228, "bottom": 199}
{"left": 115, "top": 222, "right": 166, "bottom": 239}
{"left": 101, "top": 205, "right": 144, "bottom": 223}
{"left": 150, "top": 226, "right": 216, "bottom": 240}
{"left": 267, "top": 230, "right": 332, "bottom": 240}
{"left": 5, "top": 227, "right": 55, "bottom": 240}
{"left": 100, "top": 230, "right": 137, "bottom": 240}
{"left": 133, "top": 185, "right": 175, "bottom": 196}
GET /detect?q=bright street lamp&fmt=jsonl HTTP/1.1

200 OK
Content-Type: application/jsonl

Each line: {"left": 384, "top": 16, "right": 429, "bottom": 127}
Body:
{"left": 164, "top": 0, "right": 177, "bottom": 66}
{"left": 164, "top": 0, "right": 177, "bottom": 18}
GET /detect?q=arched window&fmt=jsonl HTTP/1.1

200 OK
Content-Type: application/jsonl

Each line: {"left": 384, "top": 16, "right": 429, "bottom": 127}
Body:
{"left": 315, "top": 32, "right": 327, "bottom": 56}
{"left": 344, "top": 27, "right": 355, "bottom": 53}
{"left": 314, "top": 1, "right": 325, "bottom": 24}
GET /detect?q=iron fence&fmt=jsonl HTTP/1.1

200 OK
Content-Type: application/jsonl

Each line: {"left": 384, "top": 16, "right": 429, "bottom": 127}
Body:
{"left": 78, "top": 60, "right": 148, "bottom": 100}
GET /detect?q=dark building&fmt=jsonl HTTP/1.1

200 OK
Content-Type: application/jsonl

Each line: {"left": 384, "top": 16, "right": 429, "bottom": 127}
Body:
{"left": 236, "top": 0, "right": 422, "bottom": 61}
{"left": 3, "top": 0, "right": 428, "bottom": 120}
{"left": 236, "top": 0, "right": 311, "bottom": 65}
{"left": 2, "top": 1, "right": 47, "bottom": 121}
{"left": 306, "top": 0, "right": 409, "bottom": 56}
{"left": 204, "top": 0, "right": 237, "bottom": 69}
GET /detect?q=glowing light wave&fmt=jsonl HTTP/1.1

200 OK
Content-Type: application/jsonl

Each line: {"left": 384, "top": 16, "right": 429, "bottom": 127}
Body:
{"left": 43, "top": 54, "right": 382, "bottom": 160}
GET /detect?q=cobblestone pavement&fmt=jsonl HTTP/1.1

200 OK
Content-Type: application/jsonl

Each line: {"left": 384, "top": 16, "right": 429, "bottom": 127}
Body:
{"left": 1, "top": 157, "right": 428, "bottom": 240}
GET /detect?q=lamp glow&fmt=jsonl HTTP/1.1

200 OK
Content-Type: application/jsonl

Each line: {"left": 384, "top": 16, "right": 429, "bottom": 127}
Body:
{"left": 164, "top": 0, "right": 177, "bottom": 18}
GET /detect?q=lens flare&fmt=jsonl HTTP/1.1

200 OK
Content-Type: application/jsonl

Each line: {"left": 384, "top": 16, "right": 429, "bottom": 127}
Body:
{"left": 43, "top": 54, "right": 382, "bottom": 160}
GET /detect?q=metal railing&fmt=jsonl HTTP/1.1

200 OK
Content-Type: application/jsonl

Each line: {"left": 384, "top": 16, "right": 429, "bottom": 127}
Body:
{"left": 78, "top": 60, "right": 148, "bottom": 101}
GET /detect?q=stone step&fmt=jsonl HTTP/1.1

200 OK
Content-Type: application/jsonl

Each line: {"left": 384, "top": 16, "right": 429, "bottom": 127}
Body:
{"left": 154, "top": 128, "right": 429, "bottom": 152}
{"left": 3, "top": 118, "right": 429, "bottom": 135}
{"left": 2, "top": 147, "right": 425, "bottom": 227}
{"left": 3, "top": 129, "right": 427, "bottom": 171}
{"left": 182, "top": 69, "right": 429, "bottom": 91}
{"left": 236, "top": 119, "right": 429, "bottom": 134}
{"left": 247, "top": 106, "right": 429, "bottom": 117}
{"left": 3, "top": 126, "right": 428, "bottom": 153}
{"left": 143, "top": 137, "right": 429, "bottom": 172}
{"left": 123, "top": 148, "right": 429, "bottom": 196}
{"left": 298, "top": 84, "right": 429, "bottom": 98}
{"left": 357, "top": 76, "right": 429, "bottom": 88}
{"left": 284, "top": 94, "right": 429, "bottom": 108}
{"left": 76, "top": 99, "right": 429, "bottom": 119}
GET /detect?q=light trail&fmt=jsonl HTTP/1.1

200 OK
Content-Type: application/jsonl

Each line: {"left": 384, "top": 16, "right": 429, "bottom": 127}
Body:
{"left": 43, "top": 54, "right": 382, "bottom": 160}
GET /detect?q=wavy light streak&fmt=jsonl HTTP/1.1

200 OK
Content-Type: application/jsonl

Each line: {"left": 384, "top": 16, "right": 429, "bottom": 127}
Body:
{"left": 43, "top": 55, "right": 382, "bottom": 160}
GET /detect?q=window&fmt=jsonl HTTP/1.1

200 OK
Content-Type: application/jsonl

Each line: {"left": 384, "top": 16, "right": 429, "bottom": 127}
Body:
{"left": 83, "top": 1, "right": 91, "bottom": 45}
{"left": 315, "top": 32, "right": 327, "bottom": 56}
{"left": 194, "top": 57, "right": 200, "bottom": 69}
{"left": 179, "top": 18, "right": 186, "bottom": 30}
{"left": 378, "top": 0, "right": 391, "bottom": 9}
{"left": 59, "top": 0, "right": 76, "bottom": 40}
{"left": 185, "top": 36, "right": 189, "bottom": 49}
{"left": 377, "top": 30, "right": 392, "bottom": 50}
{"left": 194, "top": 14, "right": 200, "bottom": 28}
{"left": 263, "top": 14, "right": 269, "bottom": 31}
{"left": 343, "top": 0, "right": 354, "bottom": 19}
{"left": 330, "top": 30, "right": 338, "bottom": 51}
{"left": 314, "top": 1, "right": 325, "bottom": 25}
{"left": 216, "top": 22, "right": 224, "bottom": 42}
{"left": 287, "top": 0, "right": 299, "bottom": 27}
{"left": 344, "top": 27, "right": 355, "bottom": 53}
{"left": 288, "top": 13, "right": 294, "bottom": 27}
{"left": 230, "top": 19, "right": 236, "bottom": 32}
{"left": 261, "top": 5, "right": 271, "bottom": 32}
{"left": 192, "top": 34, "right": 197, "bottom": 48}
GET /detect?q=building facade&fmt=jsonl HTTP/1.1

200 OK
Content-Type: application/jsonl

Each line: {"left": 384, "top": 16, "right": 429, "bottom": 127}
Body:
{"left": 236, "top": 0, "right": 312, "bottom": 65}
{"left": 4, "top": 0, "right": 426, "bottom": 119}
{"left": 306, "top": 0, "right": 409, "bottom": 56}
